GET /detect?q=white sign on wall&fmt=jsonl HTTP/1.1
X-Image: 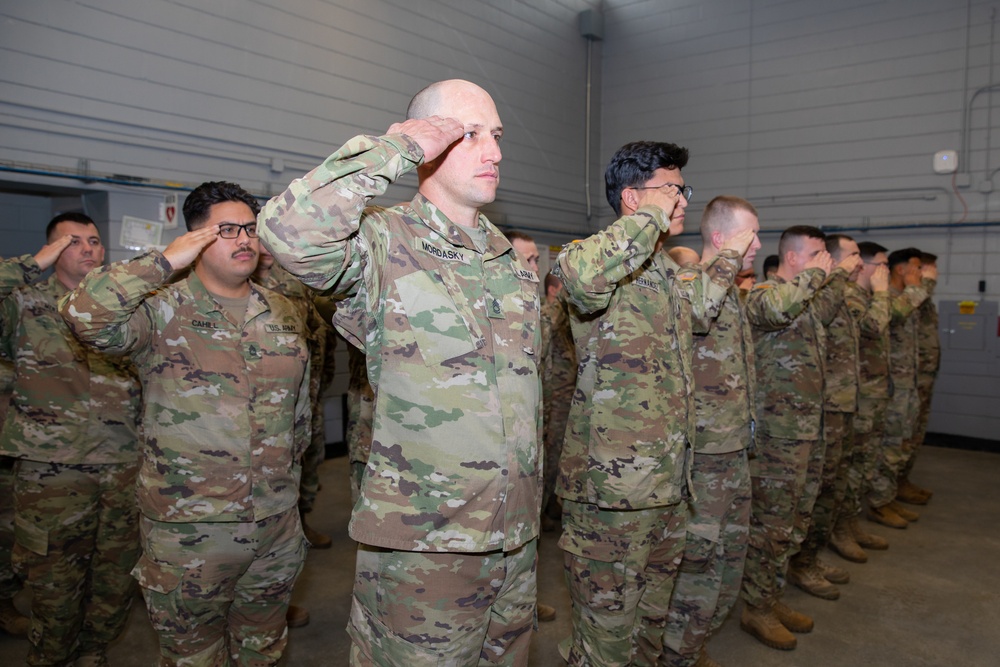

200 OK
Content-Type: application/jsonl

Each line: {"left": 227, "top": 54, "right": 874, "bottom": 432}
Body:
{"left": 120, "top": 216, "right": 163, "bottom": 251}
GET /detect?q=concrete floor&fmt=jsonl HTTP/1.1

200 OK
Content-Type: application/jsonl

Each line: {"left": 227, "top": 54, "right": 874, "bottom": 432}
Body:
{"left": 1, "top": 444, "right": 998, "bottom": 666}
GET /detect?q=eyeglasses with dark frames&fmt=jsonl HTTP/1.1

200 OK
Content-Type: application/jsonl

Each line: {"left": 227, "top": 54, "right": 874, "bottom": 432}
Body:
{"left": 631, "top": 182, "right": 693, "bottom": 201}
{"left": 217, "top": 223, "right": 258, "bottom": 239}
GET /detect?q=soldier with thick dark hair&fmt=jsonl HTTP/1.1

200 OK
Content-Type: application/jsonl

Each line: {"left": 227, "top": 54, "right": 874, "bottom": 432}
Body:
{"left": 555, "top": 142, "right": 753, "bottom": 665}
{"left": 62, "top": 182, "right": 311, "bottom": 665}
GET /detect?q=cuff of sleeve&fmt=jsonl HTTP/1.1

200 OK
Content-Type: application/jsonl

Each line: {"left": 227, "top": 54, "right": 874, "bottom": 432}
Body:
{"left": 17, "top": 254, "right": 43, "bottom": 282}
{"left": 382, "top": 133, "right": 425, "bottom": 165}
{"left": 634, "top": 205, "right": 671, "bottom": 233}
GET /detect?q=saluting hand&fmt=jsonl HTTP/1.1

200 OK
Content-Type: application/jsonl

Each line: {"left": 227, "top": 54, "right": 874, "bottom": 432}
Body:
{"left": 162, "top": 225, "right": 220, "bottom": 271}
{"left": 836, "top": 253, "right": 862, "bottom": 276}
{"left": 870, "top": 264, "right": 890, "bottom": 292}
{"left": 920, "top": 263, "right": 938, "bottom": 281}
{"left": 902, "top": 263, "right": 922, "bottom": 286}
{"left": 33, "top": 234, "right": 74, "bottom": 271}
{"left": 635, "top": 185, "right": 680, "bottom": 227}
{"left": 805, "top": 250, "right": 834, "bottom": 275}
{"left": 721, "top": 228, "right": 758, "bottom": 258}
{"left": 388, "top": 116, "right": 465, "bottom": 164}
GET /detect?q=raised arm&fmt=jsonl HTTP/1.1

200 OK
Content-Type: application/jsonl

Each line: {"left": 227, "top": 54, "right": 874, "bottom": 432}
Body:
{"left": 258, "top": 118, "right": 464, "bottom": 294}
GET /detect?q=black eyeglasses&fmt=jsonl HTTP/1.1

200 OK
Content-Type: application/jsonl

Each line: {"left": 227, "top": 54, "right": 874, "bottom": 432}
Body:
{"left": 217, "top": 223, "right": 258, "bottom": 239}
{"left": 632, "top": 182, "right": 693, "bottom": 201}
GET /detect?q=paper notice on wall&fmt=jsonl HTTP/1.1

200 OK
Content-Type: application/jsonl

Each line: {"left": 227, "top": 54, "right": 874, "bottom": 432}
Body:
{"left": 120, "top": 216, "right": 163, "bottom": 251}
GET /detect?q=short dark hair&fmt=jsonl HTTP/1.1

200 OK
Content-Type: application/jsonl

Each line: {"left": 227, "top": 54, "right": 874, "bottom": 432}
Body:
{"left": 888, "top": 247, "right": 921, "bottom": 271}
{"left": 920, "top": 251, "right": 938, "bottom": 264}
{"left": 46, "top": 212, "right": 96, "bottom": 241}
{"left": 544, "top": 272, "right": 562, "bottom": 293}
{"left": 762, "top": 254, "right": 779, "bottom": 275}
{"left": 605, "top": 141, "right": 689, "bottom": 216}
{"left": 506, "top": 230, "right": 535, "bottom": 245}
{"left": 824, "top": 233, "right": 854, "bottom": 255}
{"left": 857, "top": 241, "right": 887, "bottom": 262}
{"left": 777, "top": 225, "right": 824, "bottom": 258}
{"left": 182, "top": 181, "right": 260, "bottom": 231}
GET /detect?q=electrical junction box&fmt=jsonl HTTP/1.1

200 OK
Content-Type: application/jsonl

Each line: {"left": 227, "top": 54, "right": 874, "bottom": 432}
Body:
{"left": 934, "top": 150, "right": 958, "bottom": 174}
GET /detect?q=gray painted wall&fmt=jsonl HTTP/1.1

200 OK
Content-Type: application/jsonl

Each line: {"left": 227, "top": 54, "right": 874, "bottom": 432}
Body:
{"left": 0, "top": 0, "right": 601, "bottom": 246}
{"left": 599, "top": 0, "right": 1000, "bottom": 439}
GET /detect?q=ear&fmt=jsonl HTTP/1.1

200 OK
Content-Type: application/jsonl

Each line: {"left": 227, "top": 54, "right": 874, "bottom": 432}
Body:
{"left": 621, "top": 188, "right": 639, "bottom": 214}
{"left": 712, "top": 230, "right": 726, "bottom": 251}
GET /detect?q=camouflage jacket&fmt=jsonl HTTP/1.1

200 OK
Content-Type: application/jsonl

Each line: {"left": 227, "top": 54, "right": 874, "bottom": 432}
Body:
{"left": 258, "top": 134, "right": 542, "bottom": 553}
{"left": 539, "top": 293, "right": 577, "bottom": 447}
{"left": 844, "top": 282, "right": 891, "bottom": 399}
{"left": 693, "top": 284, "right": 757, "bottom": 454}
{"left": 60, "top": 251, "right": 310, "bottom": 523}
{"left": 554, "top": 208, "right": 739, "bottom": 509}
{"left": 0, "top": 260, "right": 140, "bottom": 464}
{"left": 746, "top": 268, "right": 847, "bottom": 441}
{"left": 916, "top": 279, "right": 940, "bottom": 374}
{"left": 822, "top": 296, "right": 861, "bottom": 413}
{"left": 888, "top": 281, "right": 929, "bottom": 389}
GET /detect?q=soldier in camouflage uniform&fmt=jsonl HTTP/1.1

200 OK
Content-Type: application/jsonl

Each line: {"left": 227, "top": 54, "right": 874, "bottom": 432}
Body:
{"left": 539, "top": 271, "right": 577, "bottom": 531}
{"left": 787, "top": 235, "right": 865, "bottom": 599}
{"left": 61, "top": 183, "right": 311, "bottom": 666}
{"left": 0, "top": 357, "right": 30, "bottom": 639}
{"left": 867, "top": 249, "right": 933, "bottom": 529}
{"left": 841, "top": 242, "right": 892, "bottom": 552}
{"left": 659, "top": 196, "right": 762, "bottom": 667}
{"left": 739, "top": 225, "right": 855, "bottom": 651}
{"left": 898, "top": 251, "right": 940, "bottom": 504}
{"left": 554, "top": 142, "right": 751, "bottom": 667}
{"left": 1, "top": 215, "right": 142, "bottom": 667}
{"left": 258, "top": 80, "right": 543, "bottom": 665}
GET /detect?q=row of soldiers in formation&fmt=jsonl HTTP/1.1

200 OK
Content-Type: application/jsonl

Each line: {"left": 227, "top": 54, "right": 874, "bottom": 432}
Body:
{"left": 0, "top": 78, "right": 942, "bottom": 667}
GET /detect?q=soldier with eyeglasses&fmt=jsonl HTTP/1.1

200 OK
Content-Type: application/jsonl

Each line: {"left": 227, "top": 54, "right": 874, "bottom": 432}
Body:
{"left": 61, "top": 181, "right": 311, "bottom": 666}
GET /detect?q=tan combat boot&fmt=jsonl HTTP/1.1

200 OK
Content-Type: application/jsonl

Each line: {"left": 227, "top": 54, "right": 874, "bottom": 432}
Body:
{"left": 849, "top": 515, "right": 889, "bottom": 550}
{"left": 829, "top": 518, "right": 868, "bottom": 563}
{"left": 301, "top": 512, "right": 332, "bottom": 549}
{"left": 0, "top": 598, "right": 29, "bottom": 637}
{"left": 897, "top": 479, "right": 931, "bottom": 505}
{"left": 740, "top": 604, "right": 797, "bottom": 650}
{"left": 868, "top": 503, "right": 908, "bottom": 529}
{"left": 816, "top": 558, "right": 850, "bottom": 584}
{"left": 772, "top": 600, "right": 814, "bottom": 633}
{"left": 788, "top": 563, "right": 840, "bottom": 600}
{"left": 888, "top": 500, "right": 919, "bottom": 522}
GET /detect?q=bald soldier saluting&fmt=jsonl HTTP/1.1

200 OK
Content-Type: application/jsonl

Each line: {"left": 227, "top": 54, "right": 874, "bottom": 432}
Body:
{"left": 259, "top": 80, "right": 543, "bottom": 665}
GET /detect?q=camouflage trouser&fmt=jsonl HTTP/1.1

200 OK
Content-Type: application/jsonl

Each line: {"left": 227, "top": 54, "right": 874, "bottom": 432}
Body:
{"left": 348, "top": 539, "right": 537, "bottom": 666}
{"left": 901, "top": 371, "right": 937, "bottom": 479}
{"left": 851, "top": 397, "right": 888, "bottom": 517}
{"left": 871, "top": 386, "right": 918, "bottom": 507}
{"left": 0, "top": 457, "right": 18, "bottom": 600}
{"left": 559, "top": 500, "right": 687, "bottom": 667}
{"left": 134, "top": 508, "right": 306, "bottom": 667}
{"left": 794, "top": 412, "right": 854, "bottom": 565}
{"left": 12, "top": 460, "right": 140, "bottom": 666}
{"left": 659, "top": 450, "right": 750, "bottom": 667}
{"left": 739, "top": 437, "right": 812, "bottom": 610}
